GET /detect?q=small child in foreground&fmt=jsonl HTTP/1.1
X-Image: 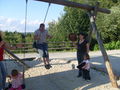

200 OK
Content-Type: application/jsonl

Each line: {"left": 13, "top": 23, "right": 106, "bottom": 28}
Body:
{"left": 8, "top": 69, "right": 23, "bottom": 90}
{"left": 77, "top": 53, "right": 91, "bottom": 81}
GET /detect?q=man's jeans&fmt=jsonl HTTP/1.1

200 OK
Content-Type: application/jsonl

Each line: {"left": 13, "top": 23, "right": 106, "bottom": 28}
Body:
{"left": 37, "top": 43, "right": 49, "bottom": 58}
{"left": 0, "top": 61, "right": 6, "bottom": 90}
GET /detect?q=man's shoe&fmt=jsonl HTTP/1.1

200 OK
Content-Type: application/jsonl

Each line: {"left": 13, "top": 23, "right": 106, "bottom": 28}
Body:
{"left": 48, "top": 64, "right": 52, "bottom": 68}
{"left": 45, "top": 65, "right": 50, "bottom": 69}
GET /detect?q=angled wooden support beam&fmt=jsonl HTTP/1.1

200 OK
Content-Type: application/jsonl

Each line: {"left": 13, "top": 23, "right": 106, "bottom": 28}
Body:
{"left": 5, "top": 48, "right": 30, "bottom": 69}
{"left": 88, "top": 2, "right": 118, "bottom": 88}
{"left": 35, "top": 0, "right": 111, "bottom": 14}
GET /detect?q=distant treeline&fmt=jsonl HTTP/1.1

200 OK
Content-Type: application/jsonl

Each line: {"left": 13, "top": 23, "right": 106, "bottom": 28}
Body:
{"left": 1, "top": 31, "right": 34, "bottom": 43}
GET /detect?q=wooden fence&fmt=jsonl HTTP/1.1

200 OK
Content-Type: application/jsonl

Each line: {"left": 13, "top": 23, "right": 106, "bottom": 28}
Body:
{"left": 10, "top": 41, "right": 76, "bottom": 53}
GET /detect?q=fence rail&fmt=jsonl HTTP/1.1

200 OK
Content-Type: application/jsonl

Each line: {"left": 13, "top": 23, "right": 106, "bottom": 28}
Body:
{"left": 10, "top": 41, "right": 76, "bottom": 53}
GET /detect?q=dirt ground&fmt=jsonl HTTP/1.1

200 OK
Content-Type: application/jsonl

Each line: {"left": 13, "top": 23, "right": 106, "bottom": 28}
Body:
{"left": 4, "top": 50, "right": 120, "bottom": 90}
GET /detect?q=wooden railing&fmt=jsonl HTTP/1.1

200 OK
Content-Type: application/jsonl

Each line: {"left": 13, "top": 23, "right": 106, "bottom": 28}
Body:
{"left": 10, "top": 41, "right": 76, "bottom": 53}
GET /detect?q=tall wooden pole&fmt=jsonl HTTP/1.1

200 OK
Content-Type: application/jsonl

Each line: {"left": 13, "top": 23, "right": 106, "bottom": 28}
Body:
{"left": 35, "top": 0, "right": 110, "bottom": 14}
{"left": 88, "top": 3, "right": 118, "bottom": 88}
{"left": 87, "top": 26, "right": 93, "bottom": 44}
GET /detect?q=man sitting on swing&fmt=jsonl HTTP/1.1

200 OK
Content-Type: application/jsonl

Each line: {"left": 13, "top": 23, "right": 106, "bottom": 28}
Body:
{"left": 34, "top": 23, "right": 52, "bottom": 69}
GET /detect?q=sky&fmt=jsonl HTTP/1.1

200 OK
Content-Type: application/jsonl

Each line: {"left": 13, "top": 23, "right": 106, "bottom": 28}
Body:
{"left": 0, "top": 0, "right": 64, "bottom": 32}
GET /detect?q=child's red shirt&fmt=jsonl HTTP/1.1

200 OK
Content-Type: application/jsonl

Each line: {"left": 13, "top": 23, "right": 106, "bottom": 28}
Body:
{"left": 0, "top": 46, "right": 4, "bottom": 61}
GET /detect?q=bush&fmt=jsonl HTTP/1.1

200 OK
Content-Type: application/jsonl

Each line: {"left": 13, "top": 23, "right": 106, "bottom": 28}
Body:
{"left": 93, "top": 41, "right": 120, "bottom": 51}
{"left": 94, "top": 44, "right": 99, "bottom": 51}
{"left": 115, "top": 41, "right": 120, "bottom": 49}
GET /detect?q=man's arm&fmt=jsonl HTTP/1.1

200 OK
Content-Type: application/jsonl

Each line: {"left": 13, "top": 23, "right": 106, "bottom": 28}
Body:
{"left": 47, "top": 34, "right": 52, "bottom": 39}
{"left": 34, "top": 34, "right": 40, "bottom": 40}
{"left": 34, "top": 30, "right": 40, "bottom": 41}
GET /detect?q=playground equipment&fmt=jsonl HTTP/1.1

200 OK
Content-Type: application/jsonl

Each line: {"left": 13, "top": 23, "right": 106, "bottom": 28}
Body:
{"left": 4, "top": 0, "right": 118, "bottom": 88}
{"left": 5, "top": 48, "right": 30, "bottom": 68}
{"left": 35, "top": 0, "right": 118, "bottom": 88}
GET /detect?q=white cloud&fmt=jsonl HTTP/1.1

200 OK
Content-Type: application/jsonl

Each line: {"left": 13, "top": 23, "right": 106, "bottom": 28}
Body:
{"left": 6, "top": 18, "right": 16, "bottom": 23}
{"left": 0, "top": 16, "right": 49, "bottom": 32}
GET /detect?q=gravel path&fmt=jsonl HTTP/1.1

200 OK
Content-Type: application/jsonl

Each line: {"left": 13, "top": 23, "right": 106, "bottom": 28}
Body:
{"left": 4, "top": 50, "right": 120, "bottom": 90}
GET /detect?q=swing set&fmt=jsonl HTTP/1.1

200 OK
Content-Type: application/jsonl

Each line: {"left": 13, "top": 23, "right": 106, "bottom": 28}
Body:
{"left": 4, "top": 0, "right": 51, "bottom": 89}
{"left": 4, "top": 0, "right": 119, "bottom": 89}
{"left": 34, "top": 0, "right": 118, "bottom": 88}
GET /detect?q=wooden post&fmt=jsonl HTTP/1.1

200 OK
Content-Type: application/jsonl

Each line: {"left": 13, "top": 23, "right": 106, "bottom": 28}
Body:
{"left": 87, "top": 26, "right": 93, "bottom": 44}
{"left": 87, "top": 2, "right": 99, "bottom": 44}
{"left": 5, "top": 48, "right": 30, "bottom": 69}
{"left": 35, "top": 0, "right": 111, "bottom": 14}
{"left": 88, "top": 3, "right": 118, "bottom": 88}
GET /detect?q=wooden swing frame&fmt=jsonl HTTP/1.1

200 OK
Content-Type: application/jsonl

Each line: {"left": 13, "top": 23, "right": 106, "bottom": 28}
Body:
{"left": 35, "top": 0, "right": 118, "bottom": 88}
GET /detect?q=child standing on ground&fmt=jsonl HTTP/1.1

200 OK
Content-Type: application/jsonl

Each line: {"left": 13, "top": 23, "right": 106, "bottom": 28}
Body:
{"left": 8, "top": 69, "right": 23, "bottom": 90}
{"left": 0, "top": 31, "right": 6, "bottom": 90}
{"left": 0, "top": 31, "right": 16, "bottom": 90}
{"left": 77, "top": 53, "right": 91, "bottom": 81}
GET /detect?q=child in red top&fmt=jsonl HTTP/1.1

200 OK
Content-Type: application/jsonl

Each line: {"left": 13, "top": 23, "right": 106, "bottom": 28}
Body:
{"left": 0, "top": 31, "right": 6, "bottom": 90}
{"left": 0, "top": 42, "right": 4, "bottom": 61}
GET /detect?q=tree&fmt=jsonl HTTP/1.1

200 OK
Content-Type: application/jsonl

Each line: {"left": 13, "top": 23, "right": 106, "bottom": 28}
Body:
{"left": 96, "top": 5, "right": 120, "bottom": 43}
{"left": 48, "top": 0, "right": 90, "bottom": 42}
{"left": 48, "top": 0, "right": 120, "bottom": 50}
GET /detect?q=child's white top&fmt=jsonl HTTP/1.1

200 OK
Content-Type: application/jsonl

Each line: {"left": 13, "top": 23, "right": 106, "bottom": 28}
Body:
{"left": 11, "top": 73, "right": 23, "bottom": 88}
{"left": 83, "top": 59, "right": 90, "bottom": 70}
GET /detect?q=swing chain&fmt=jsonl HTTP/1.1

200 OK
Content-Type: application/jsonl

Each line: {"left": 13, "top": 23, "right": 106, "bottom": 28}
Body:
{"left": 43, "top": 3, "right": 51, "bottom": 23}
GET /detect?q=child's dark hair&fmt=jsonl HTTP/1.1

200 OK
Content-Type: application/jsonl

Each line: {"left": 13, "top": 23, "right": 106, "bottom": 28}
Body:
{"left": 78, "top": 32, "right": 87, "bottom": 39}
{"left": 84, "top": 53, "right": 90, "bottom": 60}
{"left": 11, "top": 69, "right": 19, "bottom": 76}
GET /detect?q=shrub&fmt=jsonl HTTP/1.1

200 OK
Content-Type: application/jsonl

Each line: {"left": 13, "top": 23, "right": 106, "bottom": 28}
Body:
{"left": 93, "top": 41, "right": 120, "bottom": 51}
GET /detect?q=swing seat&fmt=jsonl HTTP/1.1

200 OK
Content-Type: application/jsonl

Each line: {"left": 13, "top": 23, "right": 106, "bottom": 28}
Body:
{"left": 33, "top": 41, "right": 37, "bottom": 48}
